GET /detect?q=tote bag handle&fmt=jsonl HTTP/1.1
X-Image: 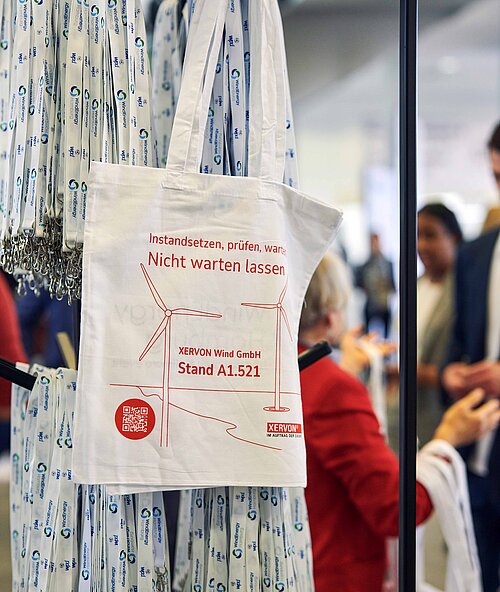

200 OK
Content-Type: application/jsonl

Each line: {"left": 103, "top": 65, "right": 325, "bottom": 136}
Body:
{"left": 165, "top": 0, "right": 227, "bottom": 175}
{"left": 167, "top": 0, "right": 288, "bottom": 183}
{"left": 247, "top": 0, "right": 287, "bottom": 183}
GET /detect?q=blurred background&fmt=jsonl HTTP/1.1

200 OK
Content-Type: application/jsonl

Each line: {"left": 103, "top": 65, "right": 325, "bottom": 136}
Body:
{"left": 0, "top": 0, "right": 498, "bottom": 588}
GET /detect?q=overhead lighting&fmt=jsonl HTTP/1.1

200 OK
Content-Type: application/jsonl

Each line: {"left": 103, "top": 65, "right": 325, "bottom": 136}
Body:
{"left": 437, "top": 55, "right": 461, "bottom": 75}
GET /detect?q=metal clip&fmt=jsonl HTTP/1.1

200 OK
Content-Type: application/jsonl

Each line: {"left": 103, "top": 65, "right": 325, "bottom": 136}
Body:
{"left": 155, "top": 565, "right": 169, "bottom": 592}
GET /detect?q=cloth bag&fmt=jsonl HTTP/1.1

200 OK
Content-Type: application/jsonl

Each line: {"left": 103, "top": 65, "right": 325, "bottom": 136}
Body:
{"left": 73, "top": 0, "right": 342, "bottom": 489}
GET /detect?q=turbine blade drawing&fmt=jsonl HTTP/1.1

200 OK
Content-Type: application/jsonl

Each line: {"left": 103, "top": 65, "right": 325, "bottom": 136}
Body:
{"left": 278, "top": 280, "right": 288, "bottom": 304}
{"left": 172, "top": 308, "right": 222, "bottom": 318}
{"left": 241, "top": 302, "right": 277, "bottom": 309}
{"left": 140, "top": 263, "right": 167, "bottom": 312}
{"left": 280, "top": 307, "right": 293, "bottom": 340}
{"left": 139, "top": 316, "right": 170, "bottom": 361}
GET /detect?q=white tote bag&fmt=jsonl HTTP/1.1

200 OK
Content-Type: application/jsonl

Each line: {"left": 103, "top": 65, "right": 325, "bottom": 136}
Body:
{"left": 73, "top": 0, "right": 342, "bottom": 489}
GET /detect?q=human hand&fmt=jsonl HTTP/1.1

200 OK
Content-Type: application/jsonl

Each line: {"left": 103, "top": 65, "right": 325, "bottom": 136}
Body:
{"left": 442, "top": 362, "right": 469, "bottom": 400}
{"left": 463, "top": 361, "right": 500, "bottom": 398}
{"left": 339, "top": 326, "right": 396, "bottom": 376}
{"left": 433, "top": 389, "right": 500, "bottom": 447}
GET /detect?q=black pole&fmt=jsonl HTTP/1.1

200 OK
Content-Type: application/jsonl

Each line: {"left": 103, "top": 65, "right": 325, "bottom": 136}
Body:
{"left": 399, "top": 0, "right": 418, "bottom": 590}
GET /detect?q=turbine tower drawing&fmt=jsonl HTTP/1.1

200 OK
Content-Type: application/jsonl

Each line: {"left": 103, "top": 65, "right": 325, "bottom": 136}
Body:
{"left": 241, "top": 280, "right": 292, "bottom": 412}
{"left": 139, "top": 263, "right": 222, "bottom": 446}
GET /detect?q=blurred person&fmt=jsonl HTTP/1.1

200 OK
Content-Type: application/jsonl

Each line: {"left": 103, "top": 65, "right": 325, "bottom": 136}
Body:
{"left": 442, "top": 223, "right": 500, "bottom": 592}
{"left": 441, "top": 121, "right": 500, "bottom": 592}
{"left": 0, "top": 272, "right": 27, "bottom": 457}
{"left": 299, "top": 253, "right": 500, "bottom": 592}
{"left": 355, "top": 232, "right": 395, "bottom": 338}
{"left": 417, "top": 203, "right": 464, "bottom": 445}
{"left": 488, "top": 120, "right": 500, "bottom": 193}
{"left": 16, "top": 288, "right": 74, "bottom": 369}
{"left": 481, "top": 122, "right": 500, "bottom": 234}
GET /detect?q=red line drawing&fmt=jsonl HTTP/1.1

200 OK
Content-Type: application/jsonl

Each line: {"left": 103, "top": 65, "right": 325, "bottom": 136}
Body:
{"left": 241, "top": 280, "right": 292, "bottom": 412}
{"left": 110, "top": 383, "right": 301, "bottom": 396}
{"left": 168, "top": 403, "right": 281, "bottom": 451}
{"left": 137, "top": 263, "right": 221, "bottom": 447}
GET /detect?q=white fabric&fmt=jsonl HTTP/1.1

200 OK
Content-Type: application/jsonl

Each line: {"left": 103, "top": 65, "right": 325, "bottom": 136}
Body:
{"left": 357, "top": 338, "right": 387, "bottom": 435}
{"left": 416, "top": 276, "right": 444, "bottom": 363}
{"left": 74, "top": 0, "right": 342, "bottom": 489}
{"left": 416, "top": 440, "right": 482, "bottom": 592}
{"left": 469, "top": 232, "right": 500, "bottom": 476}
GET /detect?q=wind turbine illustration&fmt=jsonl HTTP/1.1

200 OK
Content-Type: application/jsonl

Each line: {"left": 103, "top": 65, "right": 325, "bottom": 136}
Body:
{"left": 138, "top": 263, "right": 222, "bottom": 447}
{"left": 241, "top": 280, "right": 292, "bottom": 412}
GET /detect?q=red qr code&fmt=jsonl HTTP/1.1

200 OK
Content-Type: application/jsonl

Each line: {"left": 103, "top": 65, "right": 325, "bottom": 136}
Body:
{"left": 115, "top": 399, "right": 155, "bottom": 440}
{"left": 122, "top": 406, "right": 149, "bottom": 432}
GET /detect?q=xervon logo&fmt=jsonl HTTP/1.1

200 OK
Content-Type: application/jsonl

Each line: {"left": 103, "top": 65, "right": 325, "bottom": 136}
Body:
{"left": 263, "top": 577, "right": 271, "bottom": 588}
{"left": 294, "top": 522, "right": 303, "bottom": 531}
{"left": 40, "top": 375, "right": 50, "bottom": 384}
{"left": 231, "top": 69, "right": 240, "bottom": 79}
{"left": 162, "top": 81, "right": 171, "bottom": 91}
{"left": 232, "top": 548, "right": 243, "bottom": 559}
{"left": 119, "top": 550, "right": 126, "bottom": 561}
{"left": 275, "top": 583, "right": 285, "bottom": 592}
{"left": 216, "top": 63, "right": 222, "bottom": 74}
{"left": 244, "top": 51, "right": 250, "bottom": 62}
{"left": 135, "top": 36, "right": 144, "bottom": 48}
{"left": 139, "top": 129, "right": 148, "bottom": 140}
{"left": 37, "top": 462, "right": 47, "bottom": 473}
{"left": 41, "top": 133, "right": 48, "bottom": 144}
{"left": 108, "top": 0, "right": 117, "bottom": 7}
{"left": 81, "top": 182, "right": 87, "bottom": 193}
{"left": 195, "top": 497, "right": 203, "bottom": 508}
{"left": 140, "top": 508, "right": 151, "bottom": 519}
{"left": 68, "top": 179, "right": 79, "bottom": 190}
{"left": 32, "top": 550, "right": 40, "bottom": 560}
{"left": 127, "top": 552, "right": 136, "bottom": 563}
{"left": 260, "top": 490, "right": 269, "bottom": 500}
{"left": 16, "top": 176, "right": 22, "bottom": 187}
{"left": 247, "top": 509, "right": 257, "bottom": 520}
{"left": 214, "top": 154, "right": 222, "bottom": 165}
{"left": 81, "top": 569, "right": 90, "bottom": 580}
{"left": 90, "top": 5, "right": 99, "bottom": 15}
{"left": 69, "top": 86, "right": 81, "bottom": 97}
{"left": 116, "top": 90, "right": 126, "bottom": 101}
{"left": 152, "top": 507, "right": 161, "bottom": 517}
{"left": 91, "top": 99, "right": 99, "bottom": 110}
{"left": 0, "top": 122, "right": 7, "bottom": 131}
{"left": 217, "top": 495, "right": 224, "bottom": 505}
{"left": 194, "top": 586, "right": 202, "bottom": 592}
{"left": 18, "top": 85, "right": 26, "bottom": 96}
{"left": 44, "top": 526, "right": 52, "bottom": 537}
{"left": 108, "top": 502, "right": 118, "bottom": 513}
{"left": 60, "top": 528, "right": 71, "bottom": 539}
{"left": 0, "top": 40, "right": 8, "bottom": 50}
{"left": 217, "top": 584, "right": 226, "bottom": 592}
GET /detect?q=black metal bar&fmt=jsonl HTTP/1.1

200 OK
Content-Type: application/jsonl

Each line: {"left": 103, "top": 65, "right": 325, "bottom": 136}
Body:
{"left": 72, "top": 299, "right": 82, "bottom": 369}
{"left": 298, "top": 341, "right": 332, "bottom": 372}
{"left": 399, "top": 0, "right": 418, "bottom": 590}
{"left": 0, "top": 358, "right": 36, "bottom": 391}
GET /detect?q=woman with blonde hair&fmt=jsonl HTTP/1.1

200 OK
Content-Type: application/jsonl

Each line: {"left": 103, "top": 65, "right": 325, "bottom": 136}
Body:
{"left": 299, "top": 252, "right": 500, "bottom": 592}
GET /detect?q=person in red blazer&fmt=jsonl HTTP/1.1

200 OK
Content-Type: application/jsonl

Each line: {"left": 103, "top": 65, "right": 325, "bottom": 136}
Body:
{"left": 298, "top": 253, "right": 500, "bottom": 592}
{"left": 0, "top": 272, "right": 27, "bottom": 418}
